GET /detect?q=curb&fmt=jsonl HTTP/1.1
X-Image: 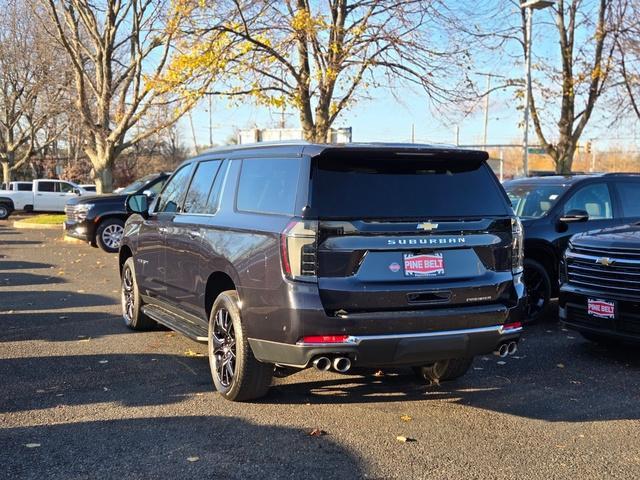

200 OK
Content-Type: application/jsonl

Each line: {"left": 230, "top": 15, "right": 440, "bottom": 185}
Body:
{"left": 62, "top": 235, "right": 86, "bottom": 244}
{"left": 12, "top": 221, "right": 63, "bottom": 230}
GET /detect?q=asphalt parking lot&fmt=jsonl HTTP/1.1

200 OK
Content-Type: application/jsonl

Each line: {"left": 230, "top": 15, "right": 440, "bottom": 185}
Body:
{"left": 1, "top": 223, "right": 640, "bottom": 479}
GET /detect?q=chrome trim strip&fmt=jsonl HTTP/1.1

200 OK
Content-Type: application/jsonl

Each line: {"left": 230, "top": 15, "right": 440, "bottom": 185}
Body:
{"left": 295, "top": 324, "right": 521, "bottom": 346}
{"left": 566, "top": 251, "right": 640, "bottom": 265}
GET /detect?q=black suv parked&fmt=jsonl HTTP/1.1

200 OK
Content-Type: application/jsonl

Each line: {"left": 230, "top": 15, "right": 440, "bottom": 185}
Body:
{"left": 120, "top": 143, "right": 525, "bottom": 401}
{"left": 503, "top": 174, "right": 640, "bottom": 321}
{"left": 64, "top": 173, "right": 170, "bottom": 252}
{"left": 560, "top": 223, "right": 640, "bottom": 344}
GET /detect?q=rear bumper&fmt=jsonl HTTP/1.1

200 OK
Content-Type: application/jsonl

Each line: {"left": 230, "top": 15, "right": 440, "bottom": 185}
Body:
{"left": 249, "top": 324, "right": 522, "bottom": 369}
{"left": 559, "top": 284, "right": 640, "bottom": 342}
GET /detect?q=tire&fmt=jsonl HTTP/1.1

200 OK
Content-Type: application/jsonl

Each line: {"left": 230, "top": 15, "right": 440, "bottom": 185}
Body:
{"left": 0, "top": 204, "right": 10, "bottom": 220}
{"left": 121, "top": 257, "right": 155, "bottom": 330}
{"left": 413, "top": 357, "right": 474, "bottom": 383}
{"left": 96, "top": 218, "right": 125, "bottom": 253}
{"left": 208, "top": 290, "right": 273, "bottom": 401}
{"left": 523, "top": 258, "right": 552, "bottom": 323}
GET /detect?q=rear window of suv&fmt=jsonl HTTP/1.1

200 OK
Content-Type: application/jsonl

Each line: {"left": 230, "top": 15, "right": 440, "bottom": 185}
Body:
{"left": 311, "top": 155, "right": 510, "bottom": 219}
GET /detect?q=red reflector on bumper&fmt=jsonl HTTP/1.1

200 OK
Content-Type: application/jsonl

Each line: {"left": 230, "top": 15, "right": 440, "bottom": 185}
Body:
{"left": 300, "top": 335, "right": 349, "bottom": 344}
{"left": 502, "top": 321, "right": 522, "bottom": 331}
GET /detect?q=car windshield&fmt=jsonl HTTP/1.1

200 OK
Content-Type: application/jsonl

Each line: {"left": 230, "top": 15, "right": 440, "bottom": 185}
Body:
{"left": 504, "top": 183, "right": 567, "bottom": 219}
{"left": 120, "top": 174, "right": 159, "bottom": 194}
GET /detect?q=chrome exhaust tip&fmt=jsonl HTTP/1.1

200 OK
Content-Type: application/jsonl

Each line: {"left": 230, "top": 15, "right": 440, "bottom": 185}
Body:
{"left": 312, "top": 356, "right": 331, "bottom": 371}
{"left": 507, "top": 341, "right": 518, "bottom": 356}
{"left": 333, "top": 357, "right": 352, "bottom": 373}
{"left": 495, "top": 343, "right": 509, "bottom": 358}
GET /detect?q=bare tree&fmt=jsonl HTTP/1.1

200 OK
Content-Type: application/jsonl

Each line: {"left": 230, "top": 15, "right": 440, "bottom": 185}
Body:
{"left": 525, "top": 0, "right": 625, "bottom": 173}
{"left": 41, "top": 0, "right": 209, "bottom": 192}
{"left": 616, "top": 1, "right": 640, "bottom": 120}
{"left": 0, "top": 0, "right": 64, "bottom": 184}
{"left": 176, "top": 0, "right": 473, "bottom": 142}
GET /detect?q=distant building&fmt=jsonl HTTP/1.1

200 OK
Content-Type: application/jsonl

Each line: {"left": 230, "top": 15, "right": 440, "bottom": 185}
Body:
{"left": 238, "top": 127, "right": 352, "bottom": 144}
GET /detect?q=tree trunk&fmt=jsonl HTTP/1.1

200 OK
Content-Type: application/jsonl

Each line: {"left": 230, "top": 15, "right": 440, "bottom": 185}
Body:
{"left": 555, "top": 145, "right": 576, "bottom": 174}
{"left": 1, "top": 161, "right": 10, "bottom": 185}
{"left": 94, "top": 166, "right": 113, "bottom": 194}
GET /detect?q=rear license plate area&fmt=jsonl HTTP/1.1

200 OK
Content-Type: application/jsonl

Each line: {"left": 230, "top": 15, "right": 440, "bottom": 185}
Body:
{"left": 403, "top": 253, "right": 445, "bottom": 277}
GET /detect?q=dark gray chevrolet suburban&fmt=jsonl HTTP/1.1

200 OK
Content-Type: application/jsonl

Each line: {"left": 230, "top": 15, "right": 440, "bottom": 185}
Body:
{"left": 119, "top": 142, "right": 526, "bottom": 401}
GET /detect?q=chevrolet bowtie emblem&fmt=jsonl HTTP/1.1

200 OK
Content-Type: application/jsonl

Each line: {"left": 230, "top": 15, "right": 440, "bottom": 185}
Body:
{"left": 595, "top": 257, "right": 613, "bottom": 266}
{"left": 417, "top": 222, "right": 438, "bottom": 231}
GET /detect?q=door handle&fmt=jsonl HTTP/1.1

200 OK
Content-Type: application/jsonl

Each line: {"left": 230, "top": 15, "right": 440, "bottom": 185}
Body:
{"left": 187, "top": 230, "right": 200, "bottom": 239}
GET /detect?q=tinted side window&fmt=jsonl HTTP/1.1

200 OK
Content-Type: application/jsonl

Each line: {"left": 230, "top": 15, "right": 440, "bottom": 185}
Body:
{"left": 616, "top": 182, "right": 640, "bottom": 217}
{"left": 147, "top": 178, "right": 166, "bottom": 195}
{"left": 58, "top": 182, "right": 75, "bottom": 193}
{"left": 156, "top": 165, "right": 194, "bottom": 214}
{"left": 236, "top": 158, "right": 301, "bottom": 215}
{"left": 205, "top": 160, "right": 228, "bottom": 214}
{"left": 17, "top": 183, "right": 32, "bottom": 191}
{"left": 563, "top": 183, "right": 613, "bottom": 220}
{"left": 37, "top": 181, "right": 55, "bottom": 192}
{"left": 183, "top": 160, "right": 222, "bottom": 214}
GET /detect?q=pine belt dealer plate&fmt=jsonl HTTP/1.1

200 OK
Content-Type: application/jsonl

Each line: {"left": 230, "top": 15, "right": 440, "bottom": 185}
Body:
{"left": 403, "top": 253, "right": 445, "bottom": 277}
{"left": 587, "top": 298, "right": 616, "bottom": 319}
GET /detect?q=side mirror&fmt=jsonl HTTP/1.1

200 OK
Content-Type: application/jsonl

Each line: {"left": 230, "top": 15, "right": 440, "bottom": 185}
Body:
{"left": 126, "top": 194, "right": 149, "bottom": 218}
{"left": 560, "top": 209, "right": 589, "bottom": 223}
{"left": 74, "top": 188, "right": 82, "bottom": 195}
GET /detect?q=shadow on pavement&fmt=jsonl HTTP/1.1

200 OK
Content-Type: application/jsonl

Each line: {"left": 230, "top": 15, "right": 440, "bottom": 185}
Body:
{"left": 0, "top": 272, "right": 66, "bottom": 287}
{"left": 0, "top": 416, "right": 364, "bottom": 479}
{"left": 266, "top": 332, "right": 640, "bottom": 423}
{"left": 0, "top": 353, "right": 211, "bottom": 413}
{"left": 0, "top": 239, "right": 42, "bottom": 246}
{"left": 0, "top": 312, "right": 125, "bottom": 343}
{"left": 0, "top": 290, "right": 116, "bottom": 311}
{"left": 0, "top": 261, "right": 54, "bottom": 270}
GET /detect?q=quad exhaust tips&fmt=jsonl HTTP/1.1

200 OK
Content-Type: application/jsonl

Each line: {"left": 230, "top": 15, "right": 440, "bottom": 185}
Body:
{"left": 333, "top": 357, "right": 352, "bottom": 373}
{"left": 312, "top": 356, "right": 331, "bottom": 371}
{"left": 495, "top": 341, "right": 518, "bottom": 358}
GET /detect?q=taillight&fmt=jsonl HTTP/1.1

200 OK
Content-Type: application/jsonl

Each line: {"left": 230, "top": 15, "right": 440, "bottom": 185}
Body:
{"left": 280, "top": 219, "right": 318, "bottom": 282}
{"left": 511, "top": 217, "right": 524, "bottom": 274}
{"left": 299, "top": 335, "right": 350, "bottom": 344}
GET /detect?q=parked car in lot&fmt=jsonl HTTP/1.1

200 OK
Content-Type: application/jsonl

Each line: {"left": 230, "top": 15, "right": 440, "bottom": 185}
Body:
{"left": 560, "top": 223, "right": 640, "bottom": 344}
{"left": 0, "top": 179, "right": 92, "bottom": 220}
{"left": 64, "top": 172, "right": 170, "bottom": 253}
{"left": 503, "top": 173, "right": 640, "bottom": 321}
{"left": 119, "top": 142, "right": 525, "bottom": 401}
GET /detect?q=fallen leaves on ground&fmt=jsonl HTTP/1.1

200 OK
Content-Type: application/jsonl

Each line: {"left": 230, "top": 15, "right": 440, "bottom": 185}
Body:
{"left": 184, "top": 350, "right": 204, "bottom": 357}
{"left": 400, "top": 415, "right": 412, "bottom": 422}
{"left": 309, "top": 429, "right": 327, "bottom": 437}
{"left": 396, "top": 436, "right": 416, "bottom": 443}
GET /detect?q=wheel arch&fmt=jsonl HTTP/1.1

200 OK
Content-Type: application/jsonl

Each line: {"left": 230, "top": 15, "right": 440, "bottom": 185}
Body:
{"left": 524, "top": 239, "right": 558, "bottom": 292}
{"left": 119, "top": 244, "right": 133, "bottom": 275}
{"left": 204, "top": 270, "right": 239, "bottom": 320}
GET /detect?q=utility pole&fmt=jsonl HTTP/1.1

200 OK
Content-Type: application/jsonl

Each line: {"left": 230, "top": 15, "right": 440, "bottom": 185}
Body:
{"left": 454, "top": 125, "right": 460, "bottom": 146}
{"left": 521, "top": 0, "right": 555, "bottom": 177}
{"left": 411, "top": 124, "right": 415, "bottom": 143}
{"left": 483, "top": 75, "right": 491, "bottom": 148}
{"left": 208, "top": 95, "right": 213, "bottom": 147}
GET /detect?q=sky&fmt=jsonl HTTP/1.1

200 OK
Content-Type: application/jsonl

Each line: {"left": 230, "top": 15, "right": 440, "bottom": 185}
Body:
{"left": 178, "top": 4, "right": 640, "bottom": 153}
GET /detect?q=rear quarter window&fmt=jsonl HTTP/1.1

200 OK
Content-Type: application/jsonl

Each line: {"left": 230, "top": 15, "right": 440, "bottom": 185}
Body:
{"left": 236, "top": 158, "right": 301, "bottom": 215}
{"left": 311, "top": 155, "right": 510, "bottom": 219}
